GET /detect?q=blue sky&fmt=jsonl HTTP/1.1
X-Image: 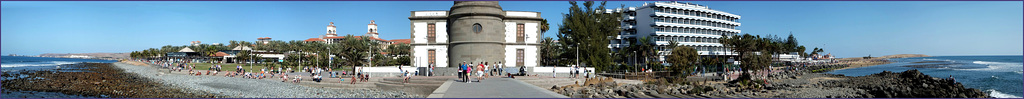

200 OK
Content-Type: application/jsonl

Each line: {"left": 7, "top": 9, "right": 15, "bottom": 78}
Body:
{"left": 2, "top": 1, "right": 1021, "bottom": 58}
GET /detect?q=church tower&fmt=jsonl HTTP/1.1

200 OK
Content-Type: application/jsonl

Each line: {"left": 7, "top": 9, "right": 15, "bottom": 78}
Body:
{"left": 367, "top": 20, "right": 379, "bottom": 38}
{"left": 326, "top": 22, "right": 337, "bottom": 37}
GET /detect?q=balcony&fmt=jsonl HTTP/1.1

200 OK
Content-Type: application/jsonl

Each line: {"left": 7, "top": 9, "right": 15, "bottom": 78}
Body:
{"left": 623, "top": 16, "right": 635, "bottom": 21}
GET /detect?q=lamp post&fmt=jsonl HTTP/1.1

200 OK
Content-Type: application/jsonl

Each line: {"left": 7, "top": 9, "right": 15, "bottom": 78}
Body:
{"left": 328, "top": 47, "right": 332, "bottom": 69}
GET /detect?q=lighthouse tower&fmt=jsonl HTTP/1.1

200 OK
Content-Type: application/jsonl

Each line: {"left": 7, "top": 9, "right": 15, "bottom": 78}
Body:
{"left": 367, "top": 20, "right": 379, "bottom": 38}
{"left": 326, "top": 22, "right": 337, "bottom": 37}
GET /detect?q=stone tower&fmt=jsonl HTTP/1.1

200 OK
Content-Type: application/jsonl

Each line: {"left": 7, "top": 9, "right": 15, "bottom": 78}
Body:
{"left": 447, "top": 1, "right": 506, "bottom": 66}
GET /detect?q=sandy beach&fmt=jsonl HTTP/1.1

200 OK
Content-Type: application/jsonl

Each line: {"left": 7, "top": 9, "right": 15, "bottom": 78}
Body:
{"left": 833, "top": 54, "right": 930, "bottom": 70}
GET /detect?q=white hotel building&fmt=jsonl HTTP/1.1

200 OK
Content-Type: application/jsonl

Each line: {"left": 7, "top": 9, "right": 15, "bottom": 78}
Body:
{"left": 609, "top": 1, "right": 741, "bottom": 62}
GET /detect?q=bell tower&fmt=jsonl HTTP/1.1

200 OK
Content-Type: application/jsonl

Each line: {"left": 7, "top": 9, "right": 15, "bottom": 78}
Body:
{"left": 367, "top": 20, "right": 379, "bottom": 38}
{"left": 326, "top": 22, "right": 337, "bottom": 37}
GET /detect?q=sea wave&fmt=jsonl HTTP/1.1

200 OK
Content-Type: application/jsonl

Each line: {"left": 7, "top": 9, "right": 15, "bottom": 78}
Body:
{"left": 956, "top": 61, "right": 1024, "bottom": 71}
{"left": 0, "top": 61, "right": 80, "bottom": 67}
{"left": 987, "top": 89, "right": 1023, "bottom": 98}
{"left": 973, "top": 61, "right": 1014, "bottom": 65}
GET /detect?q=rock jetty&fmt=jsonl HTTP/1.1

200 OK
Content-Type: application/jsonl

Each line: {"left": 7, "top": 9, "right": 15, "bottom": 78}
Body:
{"left": 552, "top": 70, "right": 990, "bottom": 98}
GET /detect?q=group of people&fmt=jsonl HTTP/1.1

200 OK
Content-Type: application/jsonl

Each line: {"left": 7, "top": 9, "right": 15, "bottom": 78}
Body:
{"left": 138, "top": 59, "right": 387, "bottom": 85}
{"left": 568, "top": 65, "right": 590, "bottom": 79}
{"left": 350, "top": 67, "right": 370, "bottom": 84}
{"left": 457, "top": 61, "right": 504, "bottom": 83}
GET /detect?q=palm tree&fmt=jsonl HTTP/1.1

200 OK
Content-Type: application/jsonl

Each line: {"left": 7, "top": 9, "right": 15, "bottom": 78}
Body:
{"left": 540, "top": 37, "right": 562, "bottom": 66}
{"left": 720, "top": 34, "right": 761, "bottom": 79}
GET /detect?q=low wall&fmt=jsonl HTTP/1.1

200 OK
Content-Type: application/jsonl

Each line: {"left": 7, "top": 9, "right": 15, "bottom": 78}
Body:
{"left": 358, "top": 66, "right": 596, "bottom": 78}
{"left": 532, "top": 67, "right": 594, "bottom": 73}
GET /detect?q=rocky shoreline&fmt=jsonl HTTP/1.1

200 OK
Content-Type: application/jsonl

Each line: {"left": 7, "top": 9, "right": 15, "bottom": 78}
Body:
{"left": 113, "top": 62, "right": 418, "bottom": 98}
{"left": 553, "top": 70, "right": 991, "bottom": 98}
{"left": 2, "top": 62, "right": 419, "bottom": 98}
{"left": 1, "top": 63, "right": 221, "bottom": 98}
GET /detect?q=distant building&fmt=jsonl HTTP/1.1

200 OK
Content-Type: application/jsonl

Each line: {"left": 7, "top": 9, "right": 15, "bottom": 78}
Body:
{"left": 608, "top": 1, "right": 741, "bottom": 63}
{"left": 191, "top": 41, "right": 202, "bottom": 46}
{"left": 409, "top": 1, "right": 544, "bottom": 67}
{"left": 166, "top": 47, "right": 198, "bottom": 58}
{"left": 216, "top": 46, "right": 285, "bottom": 63}
{"left": 305, "top": 21, "right": 406, "bottom": 50}
{"left": 257, "top": 37, "right": 272, "bottom": 45}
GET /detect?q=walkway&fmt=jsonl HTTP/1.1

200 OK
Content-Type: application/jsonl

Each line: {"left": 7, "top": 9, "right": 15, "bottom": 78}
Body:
{"left": 428, "top": 77, "right": 568, "bottom": 98}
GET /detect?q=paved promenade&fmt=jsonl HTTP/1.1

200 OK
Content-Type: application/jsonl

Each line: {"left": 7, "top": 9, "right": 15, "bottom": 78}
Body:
{"left": 428, "top": 77, "right": 568, "bottom": 98}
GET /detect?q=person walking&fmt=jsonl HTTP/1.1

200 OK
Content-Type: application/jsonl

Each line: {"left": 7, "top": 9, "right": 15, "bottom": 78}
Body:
{"left": 483, "top": 62, "right": 489, "bottom": 78}
{"left": 552, "top": 67, "right": 557, "bottom": 78}
{"left": 467, "top": 63, "right": 474, "bottom": 83}
{"left": 477, "top": 62, "right": 485, "bottom": 80}
{"left": 429, "top": 63, "right": 435, "bottom": 76}
{"left": 459, "top": 62, "right": 466, "bottom": 82}
{"left": 497, "top": 62, "right": 503, "bottom": 76}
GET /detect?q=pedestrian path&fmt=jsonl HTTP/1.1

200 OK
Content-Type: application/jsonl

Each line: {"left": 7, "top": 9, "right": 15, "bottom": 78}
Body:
{"left": 428, "top": 77, "right": 568, "bottom": 98}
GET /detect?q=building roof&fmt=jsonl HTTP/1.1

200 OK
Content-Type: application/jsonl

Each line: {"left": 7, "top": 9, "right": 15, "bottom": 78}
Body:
{"left": 304, "top": 38, "right": 326, "bottom": 42}
{"left": 178, "top": 47, "right": 196, "bottom": 52}
{"left": 212, "top": 52, "right": 228, "bottom": 57}
{"left": 257, "top": 37, "right": 272, "bottom": 40}
{"left": 322, "top": 36, "right": 388, "bottom": 42}
{"left": 389, "top": 39, "right": 412, "bottom": 44}
{"left": 232, "top": 46, "right": 252, "bottom": 50}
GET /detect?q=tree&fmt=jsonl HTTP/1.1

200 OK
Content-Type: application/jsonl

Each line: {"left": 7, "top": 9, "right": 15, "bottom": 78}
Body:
{"left": 720, "top": 34, "right": 765, "bottom": 80}
{"left": 386, "top": 43, "right": 411, "bottom": 66}
{"left": 785, "top": 33, "right": 799, "bottom": 52}
{"left": 236, "top": 50, "right": 253, "bottom": 64}
{"left": 796, "top": 45, "right": 807, "bottom": 57}
{"left": 557, "top": 1, "right": 620, "bottom": 71}
{"left": 811, "top": 47, "right": 823, "bottom": 56}
{"left": 540, "top": 19, "right": 551, "bottom": 34}
{"left": 666, "top": 43, "right": 698, "bottom": 77}
{"left": 339, "top": 35, "right": 372, "bottom": 67}
{"left": 539, "top": 37, "right": 563, "bottom": 66}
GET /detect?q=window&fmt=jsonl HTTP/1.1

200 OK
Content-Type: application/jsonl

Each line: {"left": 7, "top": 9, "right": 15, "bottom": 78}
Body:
{"left": 517, "top": 24, "right": 525, "bottom": 43}
{"left": 428, "top": 23, "right": 436, "bottom": 43}
{"left": 428, "top": 49, "right": 436, "bottom": 66}
{"left": 473, "top": 23, "right": 482, "bottom": 34}
{"left": 516, "top": 49, "right": 524, "bottom": 67}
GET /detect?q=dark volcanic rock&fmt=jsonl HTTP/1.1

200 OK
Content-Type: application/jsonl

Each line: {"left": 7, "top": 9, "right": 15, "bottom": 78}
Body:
{"left": 1, "top": 63, "right": 221, "bottom": 98}
{"left": 836, "top": 70, "right": 989, "bottom": 98}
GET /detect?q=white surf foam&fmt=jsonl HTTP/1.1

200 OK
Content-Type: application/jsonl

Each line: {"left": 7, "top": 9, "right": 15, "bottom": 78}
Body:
{"left": 987, "top": 89, "right": 1023, "bottom": 98}
{"left": 1, "top": 61, "right": 79, "bottom": 68}
{"left": 957, "top": 61, "right": 1024, "bottom": 72}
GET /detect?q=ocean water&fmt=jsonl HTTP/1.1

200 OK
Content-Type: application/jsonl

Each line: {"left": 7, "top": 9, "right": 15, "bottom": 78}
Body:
{"left": 827, "top": 56, "right": 1023, "bottom": 98}
{"left": 1, "top": 56, "right": 117, "bottom": 71}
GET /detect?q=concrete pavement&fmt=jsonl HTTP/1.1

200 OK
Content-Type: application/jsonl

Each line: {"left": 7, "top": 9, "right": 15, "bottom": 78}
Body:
{"left": 429, "top": 77, "right": 568, "bottom": 98}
